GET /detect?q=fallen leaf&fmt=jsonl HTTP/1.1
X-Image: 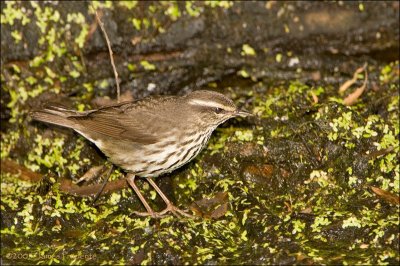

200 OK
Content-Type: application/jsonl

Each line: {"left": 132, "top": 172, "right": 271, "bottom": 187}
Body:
{"left": 60, "top": 178, "right": 128, "bottom": 197}
{"left": 371, "top": 186, "right": 400, "bottom": 205}
{"left": 75, "top": 165, "right": 106, "bottom": 184}
{"left": 241, "top": 163, "right": 274, "bottom": 185}
{"left": 339, "top": 63, "right": 367, "bottom": 93}
{"left": 311, "top": 91, "right": 318, "bottom": 104}
{"left": 131, "top": 36, "right": 142, "bottom": 46}
{"left": 1, "top": 159, "right": 42, "bottom": 182}
{"left": 210, "top": 203, "right": 229, "bottom": 219}
{"left": 190, "top": 192, "right": 229, "bottom": 219}
{"left": 300, "top": 207, "right": 313, "bottom": 214}
{"left": 343, "top": 70, "right": 368, "bottom": 106}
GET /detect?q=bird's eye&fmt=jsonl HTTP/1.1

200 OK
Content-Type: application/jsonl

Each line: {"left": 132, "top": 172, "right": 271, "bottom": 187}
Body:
{"left": 214, "top": 107, "right": 223, "bottom": 114}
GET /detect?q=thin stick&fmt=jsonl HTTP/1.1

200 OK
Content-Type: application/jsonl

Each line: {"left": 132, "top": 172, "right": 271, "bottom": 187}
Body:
{"left": 95, "top": 10, "right": 120, "bottom": 103}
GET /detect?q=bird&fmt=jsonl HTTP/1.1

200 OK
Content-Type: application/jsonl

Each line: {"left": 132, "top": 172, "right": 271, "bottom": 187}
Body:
{"left": 31, "top": 90, "right": 251, "bottom": 218}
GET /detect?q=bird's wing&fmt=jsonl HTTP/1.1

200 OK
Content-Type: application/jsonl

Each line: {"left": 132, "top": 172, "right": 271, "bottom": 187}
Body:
{"left": 70, "top": 102, "right": 160, "bottom": 144}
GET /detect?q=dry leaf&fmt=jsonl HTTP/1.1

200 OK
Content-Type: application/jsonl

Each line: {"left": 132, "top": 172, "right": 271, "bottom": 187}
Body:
{"left": 343, "top": 70, "right": 368, "bottom": 105}
{"left": 1, "top": 159, "right": 42, "bottom": 182}
{"left": 371, "top": 186, "right": 400, "bottom": 205}
{"left": 311, "top": 92, "right": 319, "bottom": 104}
{"left": 190, "top": 191, "right": 229, "bottom": 219}
{"left": 75, "top": 165, "right": 106, "bottom": 184}
{"left": 300, "top": 207, "right": 313, "bottom": 214}
{"left": 339, "top": 63, "right": 367, "bottom": 93}
{"left": 131, "top": 36, "right": 142, "bottom": 46}
{"left": 60, "top": 178, "right": 128, "bottom": 197}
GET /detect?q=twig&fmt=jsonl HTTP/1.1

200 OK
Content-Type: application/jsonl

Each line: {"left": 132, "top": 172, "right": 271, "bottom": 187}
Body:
{"left": 339, "top": 63, "right": 368, "bottom": 93}
{"left": 343, "top": 68, "right": 368, "bottom": 106}
{"left": 95, "top": 10, "right": 120, "bottom": 103}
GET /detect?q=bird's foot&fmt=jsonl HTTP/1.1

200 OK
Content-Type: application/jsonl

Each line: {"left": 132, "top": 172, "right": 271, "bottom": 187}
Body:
{"left": 161, "top": 202, "right": 196, "bottom": 218}
{"left": 133, "top": 203, "right": 196, "bottom": 219}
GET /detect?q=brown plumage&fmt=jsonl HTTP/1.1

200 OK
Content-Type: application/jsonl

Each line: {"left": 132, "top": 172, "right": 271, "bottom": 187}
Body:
{"left": 31, "top": 90, "right": 251, "bottom": 218}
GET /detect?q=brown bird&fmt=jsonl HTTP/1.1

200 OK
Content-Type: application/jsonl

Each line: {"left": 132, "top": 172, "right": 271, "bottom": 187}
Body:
{"left": 31, "top": 90, "right": 251, "bottom": 218}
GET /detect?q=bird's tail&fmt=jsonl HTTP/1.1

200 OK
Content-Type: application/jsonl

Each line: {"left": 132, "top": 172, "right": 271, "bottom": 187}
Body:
{"left": 30, "top": 105, "right": 79, "bottom": 129}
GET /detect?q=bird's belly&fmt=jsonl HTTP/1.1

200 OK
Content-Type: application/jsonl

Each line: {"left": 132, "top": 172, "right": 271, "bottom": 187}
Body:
{"left": 93, "top": 129, "right": 214, "bottom": 177}
{"left": 137, "top": 129, "right": 214, "bottom": 177}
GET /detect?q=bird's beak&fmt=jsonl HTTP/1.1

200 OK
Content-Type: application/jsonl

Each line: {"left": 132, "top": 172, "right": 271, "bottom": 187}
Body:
{"left": 235, "top": 109, "right": 253, "bottom": 117}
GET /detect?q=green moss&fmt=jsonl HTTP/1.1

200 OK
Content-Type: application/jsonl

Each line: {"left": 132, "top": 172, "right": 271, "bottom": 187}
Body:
{"left": 185, "top": 1, "right": 202, "bottom": 17}
{"left": 237, "top": 69, "right": 250, "bottom": 78}
{"left": 89, "top": 1, "right": 114, "bottom": 13}
{"left": 164, "top": 2, "right": 181, "bottom": 21}
{"left": 140, "top": 60, "right": 156, "bottom": 71}
{"left": 205, "top": 1, "right": 233, "bottom": 9}
{"left": 0, "top": 1, "right": 31, "bottom": 26}
{"left": 241, "top": 44, "right": 256, "bottom": 56}
{"left": 0, "top": 130, "right": 20, "bottom": 159}
{"left": 1, "top": 1, "right": 399, "bottom": 264}
{"left": 275, "top": 53, "right": 283, "bottom": 63}
{"left": 26, "top": 135, "right": 67, "bottom": 172}
{"left": 11, "top": 30, "right": 22, "bottom": 43}
{"left": 132, "top": 18, "right": 141, "bottom": 30}
{"left": 118, "top": 1, "right": 138, "bottom": 10}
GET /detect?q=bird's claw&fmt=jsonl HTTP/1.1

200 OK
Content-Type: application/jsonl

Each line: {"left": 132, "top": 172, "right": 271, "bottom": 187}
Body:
{"left": 133, "top": 203, "right": 196, "bottom": 219}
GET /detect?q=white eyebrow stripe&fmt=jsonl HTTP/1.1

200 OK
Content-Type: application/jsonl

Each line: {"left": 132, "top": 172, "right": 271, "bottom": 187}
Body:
{"left": 188, "top": 99, "right": 226, "bottom": 108}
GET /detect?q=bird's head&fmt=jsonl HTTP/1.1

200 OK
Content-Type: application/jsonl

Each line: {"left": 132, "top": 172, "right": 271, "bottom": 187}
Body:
{"left": 184, "top": 90, "right": 251, "bottom": 126}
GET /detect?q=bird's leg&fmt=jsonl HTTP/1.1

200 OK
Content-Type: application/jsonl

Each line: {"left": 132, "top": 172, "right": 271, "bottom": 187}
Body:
{"left": 127, "top": 174, "right": 195, "bottom": 218}
{"left": 126, "top": 174, "right": 161, "bottom": 218}
{"left": 146, "top": 178, "right": 196, "bottom": 219}
{"left": 92, "top": 165, "right": 114, "bottom": 203}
